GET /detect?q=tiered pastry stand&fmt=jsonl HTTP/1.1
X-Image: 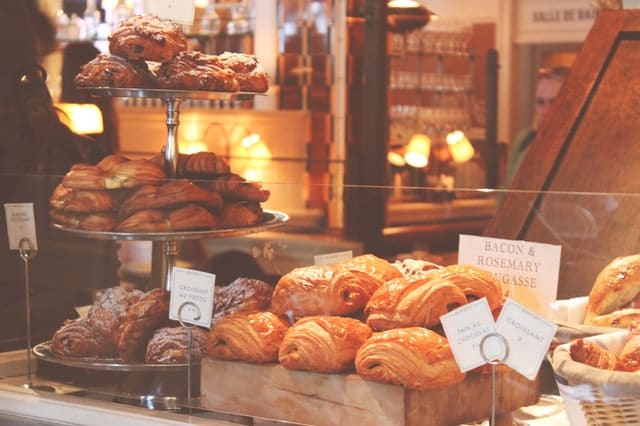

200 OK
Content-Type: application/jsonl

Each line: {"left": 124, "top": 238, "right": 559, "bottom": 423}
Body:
{"left": 40, "top": 87, "right": 288, "bottom": 409}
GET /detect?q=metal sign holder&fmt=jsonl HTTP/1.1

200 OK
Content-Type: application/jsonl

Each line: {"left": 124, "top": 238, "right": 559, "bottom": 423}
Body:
{"left": 177, "top": 301, "right": 201, "bottom": 413}
{"left": 479, "top": 332, "right": 510, "bottom": 426}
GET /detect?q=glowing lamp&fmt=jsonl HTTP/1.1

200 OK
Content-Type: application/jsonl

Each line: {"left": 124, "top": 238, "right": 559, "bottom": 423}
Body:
{"left": 404, "top": 133, "right": 431, "bottom": 168}
{"left": 56, "top": 103, "right": 103, "bottom": 135}
{"left": 446, "top": 130, "right": 475, "bottom": 163}
{"left": 231, "top": 133, "right": 272, "bottom": 170}
{"left": 387, "top": 0, "right": 434, "bottom": 34}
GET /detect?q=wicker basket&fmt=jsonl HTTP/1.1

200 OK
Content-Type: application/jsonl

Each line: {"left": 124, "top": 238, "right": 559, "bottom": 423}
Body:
{"left": 552, "top": 331, "right": 640, "bottom": 425}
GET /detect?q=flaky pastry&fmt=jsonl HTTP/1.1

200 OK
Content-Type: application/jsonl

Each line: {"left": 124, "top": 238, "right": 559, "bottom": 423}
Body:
{"left": 108, "top": 15, "right": 187, "bottom": 62}
{"left": 355, "top": 327, "right": 465, "bottom": 390}
{"left": 279, "top": 316, "right": 372, "bottom": 373}
{"left": 207, "top": 311, "right": 289, "bottom": 363}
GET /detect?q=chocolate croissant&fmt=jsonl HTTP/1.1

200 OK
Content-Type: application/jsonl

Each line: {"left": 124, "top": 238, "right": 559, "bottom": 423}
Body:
{"left": 207, "top": 311, "right": 290, "bottom": 363}
{"left": 355, "top": 327, "right": 465, "bottom": 390}
{"left": 51, "top": 318, "right": 117, "bottom": 358}
{"left": 336, "top": 254, "right": 404, "bottom": 290}
{"left": 270, "top": 265, "right": 374, "bottom": 320}
{"left": 584, "top": 255, "right": 640, "bottom": 327}
{"left": 365, "top": 276, "right": 468, "bottom": 331}
{"left": 145, "top": 326, "right": 209, "bottom": 364}
{"left": 279, "top": 316, "right": 372, "bottom": 373}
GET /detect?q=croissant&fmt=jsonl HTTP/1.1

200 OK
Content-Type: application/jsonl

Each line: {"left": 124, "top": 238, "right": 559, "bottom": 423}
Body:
{"left": 392, "top": 258, "right": 443, "bottom": 279}
{"left": 207, "top": 311, "right": 290, "bottom": 363}
{"left": 62, "top": 159, "right": 167, "bottom": 190}
{"left": 270, "top": 265, "right": 373, "bottom": 319}
{"left": 50, "top": 209, "right": 118, "bottom": 231}
{"left": 279, "top": 316, "right": 372, "bottom": 373}
{"left": 87, "top": 286, "right": 143, "bottom": 341}
{"left": 49, "top": 184, "right": 119, "bottom": 213}
{"left": 213, "top": 277, "right": 274, "bottom": 325}
{"left": 425, "top": 264, "right": 505, "bottom": 311}
{"left": 119, "top": 180, "right": 223, "bottom": 218}
{"left": 365, "top": 276, "right": 468, "bottom": 331}
{"left": 355, "top": 327, "right": 465, "bottom": 390}
{"left": 569, "top": 338, "right": 618, "bottom": 370}
{"left": 617, "top": 323, "right": 640, "bottom": 371}
{"left": 208, "top": 173, "right": 270, "bottom": 202}
{"left": 117, "top": 204, "right": 220, "bottom": 232}
{"left": 584, "top": 255, "right": 640, "bottom": 327}
{"left": 145, "top": 326, "right": 209, "bottom": 364}
{"left": 336, "top": 254, "right": 404, "bottom": 290}
{"left": 51, "top": 318, "right": 117, "bottom": 358}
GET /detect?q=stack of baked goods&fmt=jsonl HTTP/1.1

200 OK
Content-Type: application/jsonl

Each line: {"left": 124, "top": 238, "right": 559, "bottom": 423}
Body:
{"left": 73, "top": 14, "right": 268, "bottom": 93}
{"left": 49, "top": 151, "right": 270, "bottom": 232}
{"left": 568, "top": 322, "right": 640, "bottom": 371}
{"left": 206, "top": 254, "right": 508, "bottom": 390}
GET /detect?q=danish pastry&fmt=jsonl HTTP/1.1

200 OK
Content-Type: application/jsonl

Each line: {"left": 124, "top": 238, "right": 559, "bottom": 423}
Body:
{"left": 365, "top": 276, "right": 468, "bottom": 330}
{"left": 218, "top": 51, "right": 269, "bottom": 93}
{"left": 87, "top": 286, "right": 143, "bottom": 341}
{"left": 155, "top": 51, "right": 239, "bottom": 91}
{"left": 584, "top": 255, "right": 640, "bottom": 327}
{"left": 145, "top": 326, "right": 209, "bottom": 364}
{"left": 271, "top": 265, "right": 373, "bottom": 319}
{"left": 51, "top": 318, "right": 117, "bottom": 358}
{"left": 113, "top": 288, "right": 170, "bottom": 362}
{"left": 207, "top": 311, "right": 290, "bottom": 363}
{"left": 73, "top": 53, "right": 155, "bottom": 88}
{"left": 355, "top": 327, "right": 465, "bottom": 390}
{"left": 213, "top": 277, "right": 274, "bottom": 325}
{"left": 279, "top": 316, "right": 372, "bottom": 373}
{"left": 108, "top": 15, "right": 188, "bottom": 62}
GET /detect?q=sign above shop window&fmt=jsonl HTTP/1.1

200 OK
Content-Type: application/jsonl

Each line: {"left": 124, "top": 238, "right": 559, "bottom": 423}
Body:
{"left": 516, "top": 0, "right": 598, "bottom": 44}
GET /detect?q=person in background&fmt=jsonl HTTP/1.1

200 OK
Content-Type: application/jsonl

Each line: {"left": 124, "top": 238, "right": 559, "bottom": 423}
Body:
{"left": 0, "top": 1, "right": 119, "bottom": 350}
{"left": 502, "top": 66, "right": 570, "bottom": 191}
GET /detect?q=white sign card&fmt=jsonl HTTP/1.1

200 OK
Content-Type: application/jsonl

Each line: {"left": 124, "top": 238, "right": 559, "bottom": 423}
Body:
{"left": 440, "top": 298, "right": 500, "bottom": 372}
{"left": 169, "top": 267, "right": 215, "bottom": 328}
{"left": 4, "top": 203, "right": 38, "bottom": 250}
{"left": 496, "top": 298, "right": 557, "bottom": 380}
{"left": 458, "top": 234, "right": 561, "bottom": 319}
{"left": 144, "top": 0, "right": 195, "bottom": 24}
{"left": 314, "top": 250, "right": 353, "bottom": 266}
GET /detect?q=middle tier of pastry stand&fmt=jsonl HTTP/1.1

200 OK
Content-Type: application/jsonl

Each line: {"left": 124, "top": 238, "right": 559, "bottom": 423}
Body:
{"left": 75, "top": 87, "right": 289, "bottom": 291}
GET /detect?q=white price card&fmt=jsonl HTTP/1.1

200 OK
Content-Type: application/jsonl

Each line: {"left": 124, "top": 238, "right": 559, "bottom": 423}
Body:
{"left": 458, "top": 234, "right": 561, "bottom": 319}
{"left": 4, "top": 203, "right": 38, "bottom": 250}
{"left": 314, "top": 250, "right": 353, "bottom": 266}
{"left": 169, "top": 267, "right": 215, "bottom": 328}
{"left": 495, "top": 298, "right": 557, "bottom": 380}
{"left": 144, "top": 0, "right": 195, "bottom": 24}
{"left": 440, "top": 298, "right": 499, "bottom": 372}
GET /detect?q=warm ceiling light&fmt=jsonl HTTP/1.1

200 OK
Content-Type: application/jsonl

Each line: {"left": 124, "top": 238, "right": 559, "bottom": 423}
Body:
{"left": 404, "top": 133, "right": 431, "bottom": 168}
{"left": 446, "top": 130, "right": 475, "bottom": 163}
{"left": 56, "top": 103, "right": 103, "bottom": 135}
{"left": 387, "top": 1, "right": 434, "bottom": 34}
{"left": 388, "top": 147, "right": 407, "bottom": 167}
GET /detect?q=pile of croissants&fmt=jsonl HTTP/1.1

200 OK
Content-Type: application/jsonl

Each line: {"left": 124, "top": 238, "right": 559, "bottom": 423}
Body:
{"left": 49, "top": 151, "right": 270, "bottom": 232}
{"left": 207, "top": 254, "right": 507, "bottom": 390}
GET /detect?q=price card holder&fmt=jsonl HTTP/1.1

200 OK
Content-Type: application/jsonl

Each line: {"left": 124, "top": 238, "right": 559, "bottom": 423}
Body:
{"left": 169, "top": 267, "right": 215, "bottom": 408}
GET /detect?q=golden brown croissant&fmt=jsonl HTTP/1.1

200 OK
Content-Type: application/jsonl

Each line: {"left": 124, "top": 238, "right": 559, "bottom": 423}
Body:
{"left": 584, "top": 255, "right": 640, "bottom": 327}
{"left": 108, "top": 14, "right": 188, "bottom": 62}
{"left": 117, "top": 204, "right": 220, "bottom": 232}
{"left": 278, "top": 316, "right": 372, "bottom": 373}
{"left": 207, "top": 173, "right": 270, "bottom": 202}
{"left": 49, "top": 184, "right": 120, "bottom": 212}
{"left": 113, "top": 288, "right": 170, "bottom": 362}
{"left": 392, "top": 258, "right": 443, "bottom": 279}
{"left": 61, "top": 159, "right": 167, "bottom": 190}
{"left": 118, "top": 180, "right": 223, "bottom": 218}
{"left": 336, "top": 254, "right": 404, "bottom": 290}
{"left": 219, "top": 202, "right": 264, "bottom": 228}
{"left": 149, "top": 151, "right": 231, "bottom": 178}
{"left": 425, "top": 264, "right": 505, "bottom": 311}
{"left": 270, "top": 265, "right": 374, "bottom": 319}
{"left": 207, "top": 311, "right": 290, "bottom": 363}
{"left": 213, "top": 277, "right": 274, "bottom": 325}
{"left": 50, "top": 209, "right": 118, "bottom": 231}
{"left": 355, "top": 327, "right": 465, "bottom": 390}
{"left": 365, "top": 276, "right": 468, "bottom": 331}
{"left": 569, "top": 338, "right": 618, "bottom": 370}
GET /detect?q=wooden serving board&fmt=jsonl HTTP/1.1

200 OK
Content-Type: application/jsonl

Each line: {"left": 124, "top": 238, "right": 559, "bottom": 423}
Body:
{"left": 200, "top": 358, "right": 540, "bottom": 426}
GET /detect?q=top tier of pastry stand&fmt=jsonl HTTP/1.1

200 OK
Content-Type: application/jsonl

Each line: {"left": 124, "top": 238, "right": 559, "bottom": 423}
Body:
{"left": 74, "top": 88, "right": 288, "bottom": 291}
